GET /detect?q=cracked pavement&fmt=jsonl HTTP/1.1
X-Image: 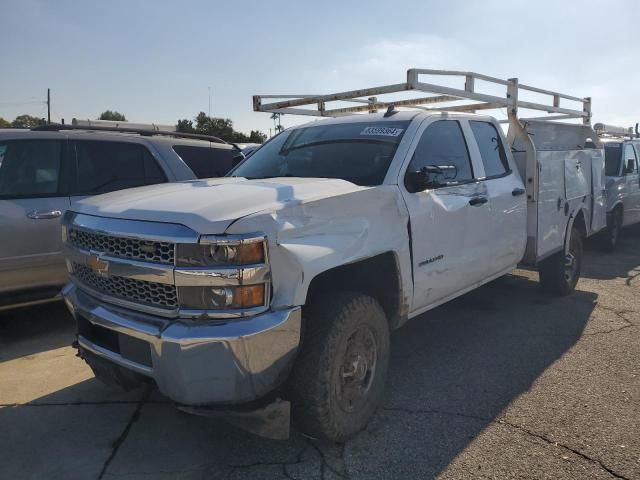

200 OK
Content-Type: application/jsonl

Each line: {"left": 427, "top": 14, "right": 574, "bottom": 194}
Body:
{"left": 1, "top": 225, "right": 639, "bottom": 479}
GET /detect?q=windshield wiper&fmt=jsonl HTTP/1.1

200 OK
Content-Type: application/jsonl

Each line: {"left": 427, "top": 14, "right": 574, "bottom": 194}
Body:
{"left": 242, "top": 174, "right": 295, "bottom": 180}
{"left": 280, "top": 138, "right": 398, "bottom": 156}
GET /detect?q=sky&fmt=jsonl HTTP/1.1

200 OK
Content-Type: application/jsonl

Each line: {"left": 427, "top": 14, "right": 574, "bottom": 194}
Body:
{"left": 1, "top": 0, "right": 639, "bottom": 136}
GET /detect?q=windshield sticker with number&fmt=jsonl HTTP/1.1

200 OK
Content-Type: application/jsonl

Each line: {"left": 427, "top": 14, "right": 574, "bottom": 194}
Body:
{"left": 360, "top": 127, "right": 404, "bottom": 137}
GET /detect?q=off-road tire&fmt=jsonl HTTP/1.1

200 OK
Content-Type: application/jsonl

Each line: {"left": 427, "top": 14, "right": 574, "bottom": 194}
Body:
{"left": 539, "top": 226, "right": 583, "bottom": 296}
{"left": 288, "top": 292, "right": 390, "bottom": 441}
{"left": 599, "top": 209, "right": 622, "bottom": 252}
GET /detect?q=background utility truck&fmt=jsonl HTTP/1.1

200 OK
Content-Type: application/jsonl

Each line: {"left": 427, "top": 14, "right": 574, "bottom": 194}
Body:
{"left": 593, "top": 123, "right": 640, "bottom": 250}
{"left": 62, "top": 69, "right": 606, "bottom": 441}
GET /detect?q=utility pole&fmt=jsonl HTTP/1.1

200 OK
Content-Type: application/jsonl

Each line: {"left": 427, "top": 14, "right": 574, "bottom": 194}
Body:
{"left": 208, "top": 86, "right": 211, "bottom": 117}
{"left": 47, "top": 88, "right": 51, "bottom": 124}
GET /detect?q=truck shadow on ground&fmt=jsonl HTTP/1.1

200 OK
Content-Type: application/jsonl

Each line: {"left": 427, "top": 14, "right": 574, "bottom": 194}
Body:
{"left": 0, "top": 301, "right": 73, "bottom": 363}
{"left": 348, "top": 273, "right": 597, "bottom": 478}
{"left": 0, "top": 273, "right": 599, "bottom": 479}
{"left": 583, "top": 223, "right": 640, "bottom": 284}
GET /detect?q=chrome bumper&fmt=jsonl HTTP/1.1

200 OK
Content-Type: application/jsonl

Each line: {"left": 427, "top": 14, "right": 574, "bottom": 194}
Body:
{"left": 62, "top": 283, "right": 301, "bottom": 405}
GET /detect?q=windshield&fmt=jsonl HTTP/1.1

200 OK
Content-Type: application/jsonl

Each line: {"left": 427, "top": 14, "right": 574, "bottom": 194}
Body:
{"left": 229, "top": 121, "right": 411, "bottom": 186}
{"left": 604, "top": 143, "right": 622, "bottom": 176}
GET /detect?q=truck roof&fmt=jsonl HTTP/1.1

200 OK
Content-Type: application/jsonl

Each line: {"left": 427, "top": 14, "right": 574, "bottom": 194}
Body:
{"left": 291, "top": 110, "right": 496, "bottom": 130}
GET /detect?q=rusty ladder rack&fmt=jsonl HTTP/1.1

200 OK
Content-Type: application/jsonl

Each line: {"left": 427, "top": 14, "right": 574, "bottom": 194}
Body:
{"left": 253, "top": 68, "right": 591, "bottom": 125}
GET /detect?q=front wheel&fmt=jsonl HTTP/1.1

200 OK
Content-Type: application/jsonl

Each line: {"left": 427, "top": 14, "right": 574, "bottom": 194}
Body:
{"left": 539, "top": 226, "right": 583, "bottom": 296}
{"left": 288, "top": 292, "right": 390, "bottom": 441}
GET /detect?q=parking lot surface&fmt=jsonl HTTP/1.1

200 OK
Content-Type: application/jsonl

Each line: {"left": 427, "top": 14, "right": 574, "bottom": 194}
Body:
{"left": 1, "top": 226, "right": 639, "bottom": 480}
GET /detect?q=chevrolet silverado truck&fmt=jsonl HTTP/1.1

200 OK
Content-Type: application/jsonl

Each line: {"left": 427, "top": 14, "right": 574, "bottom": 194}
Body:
{"left": 62, "top": 69, "right": 606, "bottom": 441}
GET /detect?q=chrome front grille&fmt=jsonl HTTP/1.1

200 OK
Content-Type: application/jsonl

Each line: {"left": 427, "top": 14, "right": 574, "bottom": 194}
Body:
{"left": 68, "top": 229, "right": 175, "bottom": 265}
{"left": 72, "top": 262, "right": 178, "bottom": 310}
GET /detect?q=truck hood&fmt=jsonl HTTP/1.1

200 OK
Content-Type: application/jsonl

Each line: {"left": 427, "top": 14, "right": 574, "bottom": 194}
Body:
{"left": 73, "top": 177, "right": 368, "bottom": 234}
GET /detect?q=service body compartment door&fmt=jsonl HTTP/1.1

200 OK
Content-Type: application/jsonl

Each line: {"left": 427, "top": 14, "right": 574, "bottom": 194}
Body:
{"left": 564, "top": 151, "right": 590, "bottom": 201}
{"left": 536, "top": 151, "right": 568, "bottom": 259}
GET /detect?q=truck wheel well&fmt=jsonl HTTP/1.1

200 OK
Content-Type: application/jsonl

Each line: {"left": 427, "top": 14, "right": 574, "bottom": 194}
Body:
{"left": 306, "top": 252, "right": 403, "bottom": 328}
{"left": 572, "top": 210, "right": 587, "bottom": 238}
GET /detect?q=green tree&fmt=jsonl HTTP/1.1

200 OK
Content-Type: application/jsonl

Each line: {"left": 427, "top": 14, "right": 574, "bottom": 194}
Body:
{"left": 11, "top": 114, "right": 45, "bottom": 128}
{"left": 176, "top": 119, "right": 195, "bottom": 133}
{"left": 0, "top": 117, "right": 11, "bottom": 128}
{"left": 176, "top": 112, "right": 267, "bottom": 144}
{"left": 195, "top": 112, "right": 235, "bottom": 139}
{"left": 99, "top": 110, "right": 126, "bottom": 121}
{"left": 248, "top": 130, "right": 267, "bottom": 143}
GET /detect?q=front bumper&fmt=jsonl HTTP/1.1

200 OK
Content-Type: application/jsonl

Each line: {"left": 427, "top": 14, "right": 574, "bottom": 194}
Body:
{"left": 62, "top": 283, "right": 301, "bottom": 405}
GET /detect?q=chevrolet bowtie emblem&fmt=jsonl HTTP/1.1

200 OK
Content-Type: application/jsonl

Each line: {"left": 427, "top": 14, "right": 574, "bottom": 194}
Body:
{"left": 86, "top": 254, "right": 108, "bottom": 274}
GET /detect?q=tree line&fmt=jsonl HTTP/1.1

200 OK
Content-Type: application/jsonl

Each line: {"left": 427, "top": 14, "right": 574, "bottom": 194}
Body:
{"left": 0, "top": 110, "right": 268, "bottom": 144}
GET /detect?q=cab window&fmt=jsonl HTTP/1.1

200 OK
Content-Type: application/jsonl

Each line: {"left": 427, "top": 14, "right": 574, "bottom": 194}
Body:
{"left": 406, "top": 120, "right": 473, "bottom": 185}
{"left": 470, "top": 121, "right": 509, "bottom": 177}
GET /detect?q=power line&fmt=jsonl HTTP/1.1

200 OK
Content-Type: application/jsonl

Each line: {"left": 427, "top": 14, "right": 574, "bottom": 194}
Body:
{"left": 0, "top": 100, "right": 46, "bottom": 106}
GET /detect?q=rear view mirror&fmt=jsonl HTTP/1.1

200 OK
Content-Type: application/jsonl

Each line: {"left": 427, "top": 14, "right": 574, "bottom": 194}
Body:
{"left": 624, "top": 159, "right": 635, "bottom": 175}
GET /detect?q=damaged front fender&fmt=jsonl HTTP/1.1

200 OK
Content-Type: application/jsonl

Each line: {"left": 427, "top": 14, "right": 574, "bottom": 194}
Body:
{"left": 225, "top": 184, "right": 412, "bottom": 319}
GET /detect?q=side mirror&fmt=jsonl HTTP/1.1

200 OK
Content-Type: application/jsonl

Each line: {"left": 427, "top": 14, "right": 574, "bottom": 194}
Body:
{"left": 405, "top": 165, "right": 455, "bottom": 193}
{"left": 624, "top": 159, "right": 635, "bottom": 175}
{"left": 405, "top": 169, "right": 431, "bottom": 193}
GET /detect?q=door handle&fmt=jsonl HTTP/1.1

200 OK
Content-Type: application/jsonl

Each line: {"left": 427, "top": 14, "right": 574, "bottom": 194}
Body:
{"left": 27, "top": 210, "right": 62, "bottom": 220}
{"left": 469, "top": 197, "right": 488, "bottom": 206}
{"left": 512, "top": 188, "right": 526, "bottom": 196}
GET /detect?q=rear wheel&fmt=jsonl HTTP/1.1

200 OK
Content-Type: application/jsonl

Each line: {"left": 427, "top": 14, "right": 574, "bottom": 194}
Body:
{"left": 539, "top": 226, "right": 583, "bottom": 296}
{"left": 288, "top": 292, "right": 390, "bottom": 441}
{"left": 599, "top": 209, "right": 622, "bottom": 252}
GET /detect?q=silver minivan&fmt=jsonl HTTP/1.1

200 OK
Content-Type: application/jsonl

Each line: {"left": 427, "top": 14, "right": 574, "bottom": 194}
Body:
{"left": 0, "top": 126, "right": 241, "bottom": 309}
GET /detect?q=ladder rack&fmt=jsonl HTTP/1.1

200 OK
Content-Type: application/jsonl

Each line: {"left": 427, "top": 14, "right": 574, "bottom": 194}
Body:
{"left": 253, "top": 68, "right": 592, "bottom": 125}
{"left": 594, "top": 122, "right": 639, "bottom": 139}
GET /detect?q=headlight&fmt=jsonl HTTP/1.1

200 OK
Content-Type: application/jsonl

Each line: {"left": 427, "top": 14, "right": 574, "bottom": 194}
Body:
{"left": 178, "top": 285, "right": 266, "bottom": 310}
{"left": 176, "top": 236, "right": 265, "bottom": 266}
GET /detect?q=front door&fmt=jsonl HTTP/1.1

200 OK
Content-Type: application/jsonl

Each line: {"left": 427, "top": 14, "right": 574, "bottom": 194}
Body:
{"left": 622, "top": 143, "right": 640, "bottom": 226}
{"left": 0, "top": 139, "right": 70, "bottom": 294}
{"left": 400, "top": 119, "right": 491, "bottom": 312}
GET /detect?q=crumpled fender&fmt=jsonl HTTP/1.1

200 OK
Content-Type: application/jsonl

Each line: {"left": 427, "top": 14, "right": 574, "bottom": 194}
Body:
{"left": 225, "top": 185, "right": 412, "bottom": 311}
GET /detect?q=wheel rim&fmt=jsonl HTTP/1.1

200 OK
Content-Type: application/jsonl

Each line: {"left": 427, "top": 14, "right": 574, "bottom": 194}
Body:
{"left": 564, "top": 236, "right": 580, "bottom": 283}
{"left": 337, "top": 325, "right": 377, "bottom": 413}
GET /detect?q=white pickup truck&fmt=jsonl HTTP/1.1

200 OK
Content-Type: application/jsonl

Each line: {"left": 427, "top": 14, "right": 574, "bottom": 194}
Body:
{"left": 61, "top": 70, "right": 606, "bottom": 441}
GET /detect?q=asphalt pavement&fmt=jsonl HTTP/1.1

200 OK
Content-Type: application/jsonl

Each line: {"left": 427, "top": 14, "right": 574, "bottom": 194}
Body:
{"left": 1, "top": 226, "right": 638, "bottom": 479}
